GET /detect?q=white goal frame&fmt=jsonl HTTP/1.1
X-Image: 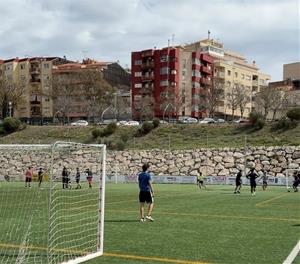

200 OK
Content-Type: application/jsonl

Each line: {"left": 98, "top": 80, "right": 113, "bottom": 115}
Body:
{"left": 0, "top": 142, "right": 106, "bottom": 264}
{"left": 49, "top": 142, "right": 106, "bottom": 264}
{"left": 285, "top": 168, "right": 300, "bottom": 190}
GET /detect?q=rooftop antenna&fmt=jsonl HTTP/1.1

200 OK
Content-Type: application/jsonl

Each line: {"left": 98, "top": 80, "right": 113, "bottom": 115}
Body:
{"left": 171, "top": 34, "right": 175, "bottom": 46}
{"left": 208, "top": 30, "right": 211, "bottom": 40}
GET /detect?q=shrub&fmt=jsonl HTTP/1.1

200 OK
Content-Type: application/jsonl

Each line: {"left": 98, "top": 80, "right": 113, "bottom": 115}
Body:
{"left": 248, "top": 112, "right": 265, "bottom": 130}
{"left": 120, "top": 133, "right": 129, "bottom": 143}
{"left": 141, "top": 122, "right": 154, "bottom": 134}
{"left": 274, "top": 117, "right": 298, "bottom": 130}
{"left": 286, "top": 108, "right": 300, "bottom": 121}
{"left": 152, "top": 118, "right": 160, "bottom": 128}
{"left": 2, "top": 117, "right": 21, "bottom": 133}
{"left": 99, "top": 122, "right": 117, "bottom": 137}
{"left": 91, "top": 128, "right": 102, "bottom": 138}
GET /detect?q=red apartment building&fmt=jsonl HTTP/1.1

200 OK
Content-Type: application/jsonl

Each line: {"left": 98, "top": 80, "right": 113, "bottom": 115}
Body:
{"left": 131, "top": 47, "right": 213, "bottom": 120}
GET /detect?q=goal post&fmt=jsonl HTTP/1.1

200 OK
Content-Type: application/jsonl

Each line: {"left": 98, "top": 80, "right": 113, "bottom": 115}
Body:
{"left": 0, "top": 142, "right": 106, "bottom": 264}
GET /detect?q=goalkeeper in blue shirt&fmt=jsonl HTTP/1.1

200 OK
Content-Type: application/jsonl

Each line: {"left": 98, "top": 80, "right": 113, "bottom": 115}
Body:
{"left": 138, "top": 163, "right": 155, "bottom": 222}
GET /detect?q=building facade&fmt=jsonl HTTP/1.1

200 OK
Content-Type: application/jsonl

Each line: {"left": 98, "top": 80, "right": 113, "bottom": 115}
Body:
{"left": 185, "top": 39, "right": 271, "bottom": 118}
{"left": 131, "top": 47, "right": 213, "bottom": 120}
{"left": 283, "top": 62, "right": 300, "bottom": 81}
{"left": 0, "top": 57, "right": 69, "bottom": 123}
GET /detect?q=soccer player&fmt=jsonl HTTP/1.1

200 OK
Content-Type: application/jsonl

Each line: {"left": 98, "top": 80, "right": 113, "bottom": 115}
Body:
{"left": 75, "top": 167, "right": 81, "bottom": 189}
{"left": 86, "top": 168, "right": 93, "bottom": 188}
{"left": 197, "top": 170, "right": 206, "bottom": 189}
{"left": 292, "top": 171, "right": 299, "bottom": 192}
{"left": 25, "top": 166, "right": 33, "bottom": 188}
{"left": 38, "top": 168, "right": 43, "bottom": 188}
{"left": 62, "top": 166, "right": 68, "bottom": 189}
{"left": 234, "top": 170, "right": 242, "bottom": 194}
{"left": 138, "top": 163, "right": 154, "bottom": 222}
{"left": 246, "top": 168, "right": 259, "bottom": 196}
{"left": 261, "top": 169, "right": 268, "bottom": 191}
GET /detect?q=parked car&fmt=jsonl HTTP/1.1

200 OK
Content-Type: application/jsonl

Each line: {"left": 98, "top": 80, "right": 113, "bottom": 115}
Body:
{"left": 124, "top": 121, "right": 140, "bottom": 126}
{"left": 216, "top": 118, "right": 226, "bottom": 123}
{"left": 234, "top": 118, "right": 251, "bottom": 124}
{"left": 97, "top": 119, "right": 117, "bottom": 125}
{"left": 199, "top": 118, "right": 216, "bottom": 124}
{"left": 116, "top": 120, "right": 128, "bottom": 126}
{"left": 70, "top": 120, "right": 88, "bottom": 126}
{"left": 182, "top": 117, "right": 198, "bottom": 124}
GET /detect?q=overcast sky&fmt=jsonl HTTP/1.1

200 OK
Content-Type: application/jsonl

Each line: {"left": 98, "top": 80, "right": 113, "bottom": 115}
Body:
{"left": 0, "top": 0, "right": 299, "bottom": 81}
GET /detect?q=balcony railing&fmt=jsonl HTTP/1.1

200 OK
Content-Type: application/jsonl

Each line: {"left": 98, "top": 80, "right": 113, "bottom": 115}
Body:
{"left": 201, "top": 77, "right": 211, "bottom": 86}
{"left": 201, "top": 65, "right": 212, "bottom": 74}
{"left": 141, "top": 61, "right": 154, "bottom": 69}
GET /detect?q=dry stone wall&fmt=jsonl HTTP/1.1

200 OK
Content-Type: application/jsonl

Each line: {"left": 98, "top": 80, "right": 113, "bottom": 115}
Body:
{"left": 0, "top": 146, "right": 299, "bottom": 179}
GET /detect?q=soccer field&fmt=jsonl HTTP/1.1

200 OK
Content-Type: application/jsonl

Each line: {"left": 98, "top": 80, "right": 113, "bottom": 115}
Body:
{"left": 0, "top": 183, "right": 299, "bottom": 264}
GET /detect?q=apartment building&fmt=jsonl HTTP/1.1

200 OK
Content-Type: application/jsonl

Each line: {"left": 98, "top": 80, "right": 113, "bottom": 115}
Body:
{"left": 185, "top": 39, "right": 271, "bottom": 118}
{"left": 131, "top": 47, "right": 213, "bottom": 120}
{"left": 0, "top": 57, "right": 68, "bottom": 123}
{"left": 52, "top": 60, "right": 131, "bottom": 122}
{"left": 283, "top": 62, "right": 300, "bottom": 81}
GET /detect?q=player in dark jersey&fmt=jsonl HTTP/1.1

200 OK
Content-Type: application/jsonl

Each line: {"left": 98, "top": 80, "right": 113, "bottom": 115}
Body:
{"left": 75, "top": 167, "right": 81, "bottom": 189}
{"left": 292, "top": 171, "right": 300, "bottom": 192}
{"left": 138, "top": 163, "right": 154, "bottom": 222}
{"left": 246, "top": 168, "right": 259, "bottom": 196}
{"left": 234, "top": 170, "right": 242, "bottom": 194}
{"left": 62, "top": 166, "right": 68, "bottom": 189}
{"left": 38, "top": 168, "right": 44, "bottom": 188}
{"left": 86, "top": 168, "right": 93, "bottom": 188}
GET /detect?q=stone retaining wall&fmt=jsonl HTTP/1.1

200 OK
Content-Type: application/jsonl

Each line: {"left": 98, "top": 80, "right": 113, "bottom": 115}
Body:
{"left": 1, "top": 146, "right": 299, "bottom": 178}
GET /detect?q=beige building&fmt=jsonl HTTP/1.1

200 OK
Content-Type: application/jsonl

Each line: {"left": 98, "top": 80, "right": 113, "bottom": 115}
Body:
{"left": 184, "top": 39, "right": 271, "bottom": 118}
{"left": 283, "top": 62, "right": 300, "bottom": 80}
{"left": 0, "top": 57, "right": 68, "bottom": 123}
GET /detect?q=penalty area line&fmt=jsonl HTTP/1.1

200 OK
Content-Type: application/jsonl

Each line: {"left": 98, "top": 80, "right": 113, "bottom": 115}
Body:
{"left": 104, "top": 252, "right": 210, "bottom": 264}
{"left": 255, "top": 193, "right": 288, "bottom": 208}
{"left": 282, "top": 240, "right": 300, "bottom": 264}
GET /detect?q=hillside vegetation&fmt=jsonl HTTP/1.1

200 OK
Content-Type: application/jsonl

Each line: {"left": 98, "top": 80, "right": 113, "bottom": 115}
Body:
{"left": 0, "top": 123, "right": 299, "bottom": 150}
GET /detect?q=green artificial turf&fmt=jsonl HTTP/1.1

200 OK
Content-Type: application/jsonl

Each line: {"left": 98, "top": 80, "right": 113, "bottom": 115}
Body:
{"left": 0, "top": 183, "right": 299, "bottom": 264}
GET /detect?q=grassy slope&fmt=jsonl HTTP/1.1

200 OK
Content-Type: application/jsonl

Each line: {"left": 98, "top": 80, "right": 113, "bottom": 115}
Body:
{"left": 0, "top": 123, "right": 299, "bottom": 149}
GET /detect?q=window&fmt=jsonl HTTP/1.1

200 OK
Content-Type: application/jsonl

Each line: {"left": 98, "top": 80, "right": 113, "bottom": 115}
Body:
{"left": 192, "top": 70, "right": 201, "bottom": 77}
{"left": 235, "top": 72, "right": 238, "bottom": 78}
{"left": 134, "top": 83, "right": 142, "bottom": 88}
{"left": 160, "top": 55, "right": 168, "bottom": 62}
{"left": 227, "top": 70, "right": 231, "bottom": 76}
{"left": 134, "top": 60, "right": 142, "bottom": 65}
{"left": 160, "top": 80, "right": 169, "bottom": 86}
{"left": 44, "top": 96, "right": 50, "bottom": 102}
{"left": 192, "top": 82, "right": 200, "bottom": 88}
{"left": 160, "top": 67, "right": 169, "bottom": 75}
{"left": 182, "top": 59, "right": 187, "bottom": 69}
{"left": 246, "top": 75, "right": 251, "bottom": 80}
{"left": 134, "top": 72, "right": 142, "bottom": 77}
{"left": 44, "top": 63, "right": 49, "bottom": 69}
{"left": 241, "top": 74, "right": 245, "bottom": 79}
{"left": 192, "top": 58, "right": 201, "bottom": 65}
{"left": 20, "top": 64, "right": 25, "bottom": 70}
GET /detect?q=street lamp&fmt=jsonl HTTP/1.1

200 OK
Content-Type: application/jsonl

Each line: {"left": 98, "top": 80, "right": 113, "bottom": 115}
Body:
{"left": 162, "top": 103, "right": 174, "bottom": 123}
{"left": 8, "top": 101, "right": 12, "bottom": 117}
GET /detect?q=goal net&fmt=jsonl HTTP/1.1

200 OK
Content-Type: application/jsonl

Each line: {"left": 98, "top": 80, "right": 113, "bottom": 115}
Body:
{"left": 285, "top": 168, "right": 300, "bottom": 191}
{"left": 0, "top": 142, "right": 106, "bottom": 264}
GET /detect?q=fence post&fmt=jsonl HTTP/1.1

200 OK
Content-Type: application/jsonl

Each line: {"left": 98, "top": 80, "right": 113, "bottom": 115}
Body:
{"left": 244, "top": 135, "right": 247, "bottom": 177}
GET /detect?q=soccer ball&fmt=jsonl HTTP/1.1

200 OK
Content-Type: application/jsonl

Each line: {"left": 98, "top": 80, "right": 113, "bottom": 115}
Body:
{"left": 287, "top": 187, "right": 291, "bottom": 192}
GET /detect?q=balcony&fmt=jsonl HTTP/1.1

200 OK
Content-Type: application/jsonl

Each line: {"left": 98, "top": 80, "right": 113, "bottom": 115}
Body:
{"left": 30, "top": 77, "right": 41, "bottom": 83}
{"left": 192, "top": 76, "right": 201, "bottom": 82}
{"left": 192, "top": 64, "right": 201, "bottom": 71}
{"left": 201, "top": 54, "right": 214, "bottom": 64}
{"left": 201, "top": 77, "right": 211, "bottom": 86}
{"left": 141, "top": 61, "right": 154, "bottom": 69}
{"left": 141, "top": 50, "right": 154, "bottom": 57}
{"left": 141, "top": 74, "right": 154, "bottom": 82}
{"left": 201, "top": 65, "right": 212, "bottom": 74}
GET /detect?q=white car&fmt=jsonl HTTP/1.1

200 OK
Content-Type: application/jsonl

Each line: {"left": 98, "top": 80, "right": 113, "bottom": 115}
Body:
{"left": 199, "top": 118, "right": 216, "bottom": 124}
{"left": 182, "top": 117, "right": 198, "bottom": 124}
{"left": 124, "top": 121, "right": 140, "bottom": 126}
{"left": 116, "top": 120, "right": 128, "bottom": 126}
{"left": 70, "top": 120, "right": 88, "bottom": 126}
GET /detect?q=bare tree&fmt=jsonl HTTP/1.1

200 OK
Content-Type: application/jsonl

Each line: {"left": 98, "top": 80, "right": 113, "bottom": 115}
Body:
{"left": 51, "top": 69, "right": 114, "bottom": 123}
{"left": 198, "top": 77, "right": 224, "bottom": 118}
{"left": 0, "top": 79, "right": 26, "bottom": 118}
{"left": 254, "top": 86, "right": 284, "bottom": 119}
{"left": 226, "top": 84, "right": 239, "bottom": 119}
{"left": 235, "top": 84, "right": 251, "bottom": 118}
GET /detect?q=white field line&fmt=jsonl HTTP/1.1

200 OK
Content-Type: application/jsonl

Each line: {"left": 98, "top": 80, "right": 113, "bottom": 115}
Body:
{"left": 282, "top": 240, "right": 300, "bottom": 264}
